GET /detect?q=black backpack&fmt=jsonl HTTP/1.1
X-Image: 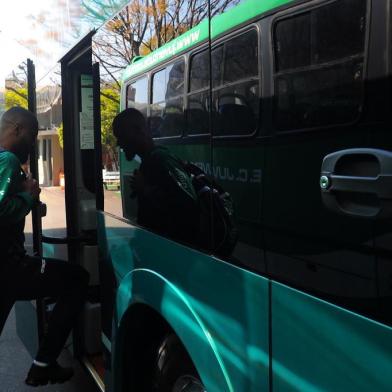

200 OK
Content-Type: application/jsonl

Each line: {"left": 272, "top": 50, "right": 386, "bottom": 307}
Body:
{"left": 184, "top": 163, "right": 238, "bottom": 257}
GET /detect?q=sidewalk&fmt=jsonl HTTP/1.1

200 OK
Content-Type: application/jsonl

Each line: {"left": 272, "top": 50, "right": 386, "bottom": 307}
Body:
{"left": 0, "top": 309, "right": 98, "bottom": 392}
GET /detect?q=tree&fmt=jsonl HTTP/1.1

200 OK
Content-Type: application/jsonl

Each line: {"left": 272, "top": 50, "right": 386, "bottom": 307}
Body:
{"left": 4, "top": 88, "right": 28, "bottom": 110}
{"left": 92, "top": 0, "right": 240, "bottom": 88}
{"left": 85, "top": 0, "right": 239, "bottom": 170}
{"left": 57, "top": 123, "right": 64, "bottom": 149}
{"left": 5, "top": 62, "right": 29, "bottom": 110}
{"left": 100, "top": 87, "right": 120, "bottom": 170}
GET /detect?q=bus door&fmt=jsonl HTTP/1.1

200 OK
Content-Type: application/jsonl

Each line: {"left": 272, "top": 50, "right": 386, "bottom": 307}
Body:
{"left": 262, "top": 0, "right": 392, "bottom": 389}
{"left": 59, "top": 32, "right": 106, "bottom": 388}
{"left": 5, "top": 59, "right": 49, "bottom": 358}
{"left": 370, "top": 0, "right": 392, "bottom": 327}
{"left": 91, "top": 21, "right": 126, "bottom": 390}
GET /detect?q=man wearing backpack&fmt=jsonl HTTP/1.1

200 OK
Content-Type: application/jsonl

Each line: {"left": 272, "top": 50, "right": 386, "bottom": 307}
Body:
{"left": 0, "top": 107, "right": 89, "bottom": 386}
{"left": 112, "top": 108, "right": 199, "bottom": 245}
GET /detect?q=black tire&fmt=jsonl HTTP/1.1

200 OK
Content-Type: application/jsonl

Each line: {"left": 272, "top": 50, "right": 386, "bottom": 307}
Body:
{"left": 154, "top": 333, "right": 206, "bottom": 392}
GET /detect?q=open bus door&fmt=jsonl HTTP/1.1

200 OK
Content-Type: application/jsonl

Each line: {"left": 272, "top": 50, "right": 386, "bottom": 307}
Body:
{"left": 58, "top": 32, "right": 107, "bottom": 390}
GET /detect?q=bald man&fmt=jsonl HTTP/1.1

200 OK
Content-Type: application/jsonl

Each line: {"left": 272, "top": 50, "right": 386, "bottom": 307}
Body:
{"left": 0, "top": 107, "right": 89, "bottom": 386}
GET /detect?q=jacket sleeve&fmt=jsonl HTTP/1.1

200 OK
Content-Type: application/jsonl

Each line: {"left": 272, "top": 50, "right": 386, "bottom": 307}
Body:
{"left": 0, "top": 153, "right": 34, "bottom": 223}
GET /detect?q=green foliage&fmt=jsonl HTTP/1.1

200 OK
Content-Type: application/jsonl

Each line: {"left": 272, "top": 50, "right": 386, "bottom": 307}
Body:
{"left": 101, "top": 87, "right": 120, "bottom": 170}
{"left": 57, "top": 123, "right": 64, "bottom": 149}
{"left": 5, "top": 88, "right": 28, "bottom": 110}
{"left": 101, "top": 87, "right": 120, "bottom": 152}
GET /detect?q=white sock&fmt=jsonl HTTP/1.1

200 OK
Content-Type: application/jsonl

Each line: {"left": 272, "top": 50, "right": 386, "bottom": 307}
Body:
{"left": 33, "top": 360, "right": 49, "bottom": 367}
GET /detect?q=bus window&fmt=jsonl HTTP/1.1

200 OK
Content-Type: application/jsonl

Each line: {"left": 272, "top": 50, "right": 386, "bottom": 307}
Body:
{"left": 209, "top": 29, "right": 264, "bottom": 268}
{"left": 189, "top": 50, "right": 209, "bottom": 91}
{"left": 187, "top": 47, "right": 222, "bottom": 135}
{"left": 274, "top": 0, "right": 367, "bottom": 131}
{"left": 166, "top": 61, "right": 185, "bottom": 99}
{"left": 223, "top": 30, "right": 258, "bottom": 83}
{"left": 274, "top": 13, "right": 310, "bottom": 72}
{"left": 150, "top": 60, "right": 185, "bottom": 138}
{"left": 152, "top": 68, "right": 166, "bottom": 103}
{"left": 213, "top": 29, "right": 259, "bottom": 137}
{"left": 126, "top": 77, "right": 148, "bottom": 117}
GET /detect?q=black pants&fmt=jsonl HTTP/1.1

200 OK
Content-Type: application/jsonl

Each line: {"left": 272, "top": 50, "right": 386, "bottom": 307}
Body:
{"left": 0, "top": 255, "right": 89, "bottom": 364}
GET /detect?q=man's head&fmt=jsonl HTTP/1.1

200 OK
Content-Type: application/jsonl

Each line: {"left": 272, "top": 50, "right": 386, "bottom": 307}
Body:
{"left": 112, "top": 108, "right": 153, "bottom": 161}
{"left": 0, "top": 107, "right": 38, "bottom": 163}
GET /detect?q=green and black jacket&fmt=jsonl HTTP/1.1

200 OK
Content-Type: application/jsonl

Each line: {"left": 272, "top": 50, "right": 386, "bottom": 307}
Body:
{"left": 0, "top": 148, "right": 34, "bottom": 260}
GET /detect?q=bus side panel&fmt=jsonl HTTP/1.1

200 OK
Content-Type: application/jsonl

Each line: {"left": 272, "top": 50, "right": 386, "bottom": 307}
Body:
{"left": 271, "top": 281, "right": 392, "bottom": 391}
{"left": 115, "top": 270, "right": 231, "bottom": 391}
{"left": 101, "top": 213, "right": 270, "bottom": 392}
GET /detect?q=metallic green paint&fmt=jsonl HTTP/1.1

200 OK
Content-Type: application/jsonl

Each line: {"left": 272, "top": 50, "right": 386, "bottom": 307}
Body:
{"left": 99, "top": 212, "right": 392, "bottom": 390}
{"left": 271, "top": 281, "right": 392, "bottom": 391}
{"left": 116, "top": 269, "right": 233, "bottom": 391}
{"left": 98, "top": 212, "right": 270, "bottom": 392}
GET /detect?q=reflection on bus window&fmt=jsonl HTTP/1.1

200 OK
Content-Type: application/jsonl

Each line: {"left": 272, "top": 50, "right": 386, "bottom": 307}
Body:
{"left": 222, "top": 30, "right": 258, "bottom": 84}
{"left": 213, "top": 29, "right": 259, "bottom": 136}
{"left": 127, "top": 77, "right": 148, "bottom": 116}
{"left": 187, "top": 47, "right": 222, "bottom": 135}
{"left": 274, "top": 0, "right": 367, "bottom": 131}
{"left": 150, "top": 60, "right": 185, "bottom": 138}
{"left": 187, "top": 29, "right": 260, "bottom": 137}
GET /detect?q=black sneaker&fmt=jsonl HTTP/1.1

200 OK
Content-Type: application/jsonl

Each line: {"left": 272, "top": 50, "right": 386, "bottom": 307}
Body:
{"left": 25, "top": 362, "right": 74, "bottom": 386}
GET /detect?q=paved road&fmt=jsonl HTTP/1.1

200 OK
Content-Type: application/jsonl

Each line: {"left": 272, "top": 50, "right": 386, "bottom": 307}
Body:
{"left": 0, "top": 187, "right": 104, "bottom": 391}
{"left": 0, "top": 309, "right": 99, "bottom": 392}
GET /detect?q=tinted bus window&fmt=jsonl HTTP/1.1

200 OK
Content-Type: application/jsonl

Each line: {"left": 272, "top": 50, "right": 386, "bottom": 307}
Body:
{"left": 187, "top": 48, "right": 223, "bottom": 136}
{"left": 213, "top": 29, "right": 259, "bottom": 136}
{"left": 189, "top": 48, "right": 222, "bottom": 92}
{"left": 152, "top": 68, "right": 166, "bottom": 103}
{"left": 127, "top": 77, "right": 148, "bottom": 116}
{"left": 190, "top": 50, "right": 210, "bottom": 92}
{"left": 187, "top": 32, "right": 259, "bottom": 138}
{"left": 314, "top": 0, "right": 367, "bottom": 63}
{"left": 274, "top": 13, "right": 310, "bottom": 72}
{"left": 166, "top": 61, "right": 185, "bottom": 99}
{"left": 150, "top": 60, "right": 185, "bottom": 138}
{"left": 223, "top": 30, "right": 258, "bottom": 83}
{"left": 274, "top": 0, "right": 367, "bottom": 131}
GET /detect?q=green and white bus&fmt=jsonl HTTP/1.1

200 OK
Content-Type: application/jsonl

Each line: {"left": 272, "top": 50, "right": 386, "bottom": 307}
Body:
{"left": 10, "top": 0, "right": 392, "bottom": 390}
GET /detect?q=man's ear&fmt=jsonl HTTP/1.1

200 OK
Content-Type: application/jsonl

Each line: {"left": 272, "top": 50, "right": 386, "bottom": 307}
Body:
{"left": 13, "top": 124, "right": 21, "bottom": 137}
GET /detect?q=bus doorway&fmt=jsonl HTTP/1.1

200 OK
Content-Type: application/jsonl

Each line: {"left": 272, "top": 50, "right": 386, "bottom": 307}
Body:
{"left": 10, "top": 34, "right": 107, "bottom": 390}
{"left": 59, "top": 33, "right": 106, "bottom": 390}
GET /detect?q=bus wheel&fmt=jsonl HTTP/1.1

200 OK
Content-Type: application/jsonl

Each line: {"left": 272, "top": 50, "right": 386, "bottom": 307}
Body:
{"left": 172, "top": 376, "right": 206, "bottom": 392}
{"left": 154, "top": 333, "right": 206, "bottom": 392}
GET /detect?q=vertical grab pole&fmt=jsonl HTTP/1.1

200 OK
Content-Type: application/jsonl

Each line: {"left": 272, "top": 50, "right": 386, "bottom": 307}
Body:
{"left": 27, "top": 58, "right": 42, "bottom": 258}
{"left": 27, "top": 58, "right": 47, "bottom": 343}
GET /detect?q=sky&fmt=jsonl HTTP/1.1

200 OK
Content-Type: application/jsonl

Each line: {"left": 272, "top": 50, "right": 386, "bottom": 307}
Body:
{"left": 0, "top": 1, "right": 39, "bottom": 86}
{"left": 0, "top": 0, "right": 92, "bottom": 86}
{"left": 0, "top": 0, "right": 130, "bottom": 92}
